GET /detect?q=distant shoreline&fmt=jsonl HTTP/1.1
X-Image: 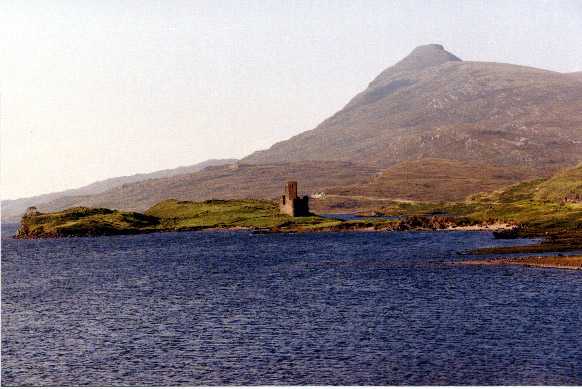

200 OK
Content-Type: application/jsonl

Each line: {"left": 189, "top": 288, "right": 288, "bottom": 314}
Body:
{"left": 12, "top": 219, "right": 517, "bottom": 239}
{"left": 10, "top": 223, "right": 513, "bottom": 238}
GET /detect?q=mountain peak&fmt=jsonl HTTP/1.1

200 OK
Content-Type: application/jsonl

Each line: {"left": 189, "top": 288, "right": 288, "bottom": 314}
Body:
{"left": 366, "top": 44, "right": 461, "bottom": 89}
{"left": 392, "top": 44, "right": 462, "bottom": 72}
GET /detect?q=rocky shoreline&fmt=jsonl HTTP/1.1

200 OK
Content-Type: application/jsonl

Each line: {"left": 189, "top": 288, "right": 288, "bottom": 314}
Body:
{"left": 460, "top": 256, "right": 582, "bottom": 270}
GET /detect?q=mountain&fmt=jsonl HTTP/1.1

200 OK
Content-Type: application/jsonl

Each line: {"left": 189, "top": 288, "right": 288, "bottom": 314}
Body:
{"left": 1, "top": 159, "right": 236, "bottom": 222}
{"left": 243, "top": 44, "right": 582, "bottom": 172}
{"left": 570, "top": 72, "right": 582, "bottom": 82}
{"left": 4, "top": 45, "right": 582, "bottom": 220}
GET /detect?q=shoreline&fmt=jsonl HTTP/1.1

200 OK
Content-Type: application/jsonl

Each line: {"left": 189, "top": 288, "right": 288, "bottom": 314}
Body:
{"left": 459, "top": 255, "right": 582, "bottom": 270}
{"left": 12, "top": 221, "right": 515, "bottom": 239}
{"left": 445, "top": 222, "right": 514, "bottom": 232}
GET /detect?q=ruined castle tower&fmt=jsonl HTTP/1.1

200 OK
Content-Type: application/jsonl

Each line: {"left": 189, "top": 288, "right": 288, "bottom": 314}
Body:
{"left": 279, "top": 181, "right": 309, "bottom": 217}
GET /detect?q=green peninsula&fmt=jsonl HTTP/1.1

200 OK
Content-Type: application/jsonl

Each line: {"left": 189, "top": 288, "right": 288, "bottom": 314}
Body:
{"left": 14, "top": 199, "right": 398, "bottom": 239}
{"left": 14, "top": 164, "right": 582, "bottom": 250}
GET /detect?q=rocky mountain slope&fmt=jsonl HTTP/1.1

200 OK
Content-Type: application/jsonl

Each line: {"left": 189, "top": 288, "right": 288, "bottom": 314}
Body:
{"left": 2, "top": 159, "right": 236, "bottom": 222}
{"left": 243, "top": 44, "right": 582, "bottom": 172}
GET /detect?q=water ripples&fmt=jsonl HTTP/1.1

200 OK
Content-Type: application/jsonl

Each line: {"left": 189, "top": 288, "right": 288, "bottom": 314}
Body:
{"left": 2, "top": 228, "right": 581, "bottom": 385}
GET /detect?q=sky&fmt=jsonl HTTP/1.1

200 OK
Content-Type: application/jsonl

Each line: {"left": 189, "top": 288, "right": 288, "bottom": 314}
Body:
{"left": 1, "top": 0, "right": 581, "bottom": 200}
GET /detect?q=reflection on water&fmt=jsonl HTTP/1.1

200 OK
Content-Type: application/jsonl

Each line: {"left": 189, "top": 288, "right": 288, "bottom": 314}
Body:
{"left": 2, "top": 227, "right": 581, "bottom": 385}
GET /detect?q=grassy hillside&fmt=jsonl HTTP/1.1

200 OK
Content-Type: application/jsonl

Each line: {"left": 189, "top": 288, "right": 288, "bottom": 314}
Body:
{"left": 365, "top": 165, "right": 582, "bottom": 253}
{"left": 316, "top": 163, "right": 582, "bottom": 233}
{"left": 464, "top": 180, "right": 582, "bottom": 233}
{"left": 533, "top": 163, "right": 582, "bottom": 202}
{"left": 449, "top": 164, "right": 582, "bottom": 234}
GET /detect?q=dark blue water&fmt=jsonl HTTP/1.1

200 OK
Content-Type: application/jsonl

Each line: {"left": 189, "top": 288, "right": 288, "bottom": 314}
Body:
{"left": 2, "top": 224, "right": 581, "bottom": 385}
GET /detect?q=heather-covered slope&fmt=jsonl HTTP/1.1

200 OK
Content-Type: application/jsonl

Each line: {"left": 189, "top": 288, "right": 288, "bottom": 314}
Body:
{"left": 243, "top": 44, "right": 582, "bottom": 171}
{"left": 333, "top": 158, "right": 539, "bottom": 202}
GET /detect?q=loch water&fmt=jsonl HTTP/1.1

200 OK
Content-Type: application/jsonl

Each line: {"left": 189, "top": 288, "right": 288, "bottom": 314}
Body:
{"left": 2, "top": 224, "right": 581, "bottom": 385}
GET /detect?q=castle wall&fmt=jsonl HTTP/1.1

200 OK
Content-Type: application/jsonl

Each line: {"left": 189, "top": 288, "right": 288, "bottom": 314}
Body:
{"left": 280, "top": 195, "right": 309, "bottom": 216}
{"left": 285, "top": 182, "right": 298, "bottom": 200}
{"left": 279, "top": 181, "right": 310, "bottom": 217}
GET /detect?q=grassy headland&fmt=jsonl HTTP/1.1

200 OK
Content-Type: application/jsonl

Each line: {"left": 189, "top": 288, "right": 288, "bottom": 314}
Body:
{"left": 15, "top": 199, "right": 404, "bottom": 239}
{"left": 15, "top": 207, "right": 160, "bottom": 239}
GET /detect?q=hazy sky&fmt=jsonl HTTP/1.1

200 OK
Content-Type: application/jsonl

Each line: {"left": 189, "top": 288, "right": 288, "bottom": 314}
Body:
{"left": 1, "top": 0, "right": 581, "bottom": 200}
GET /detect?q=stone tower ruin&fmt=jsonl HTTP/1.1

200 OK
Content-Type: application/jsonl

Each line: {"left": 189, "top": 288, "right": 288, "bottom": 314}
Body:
{"left": 279, "top": 181, "right": 310, "bottom": 217}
